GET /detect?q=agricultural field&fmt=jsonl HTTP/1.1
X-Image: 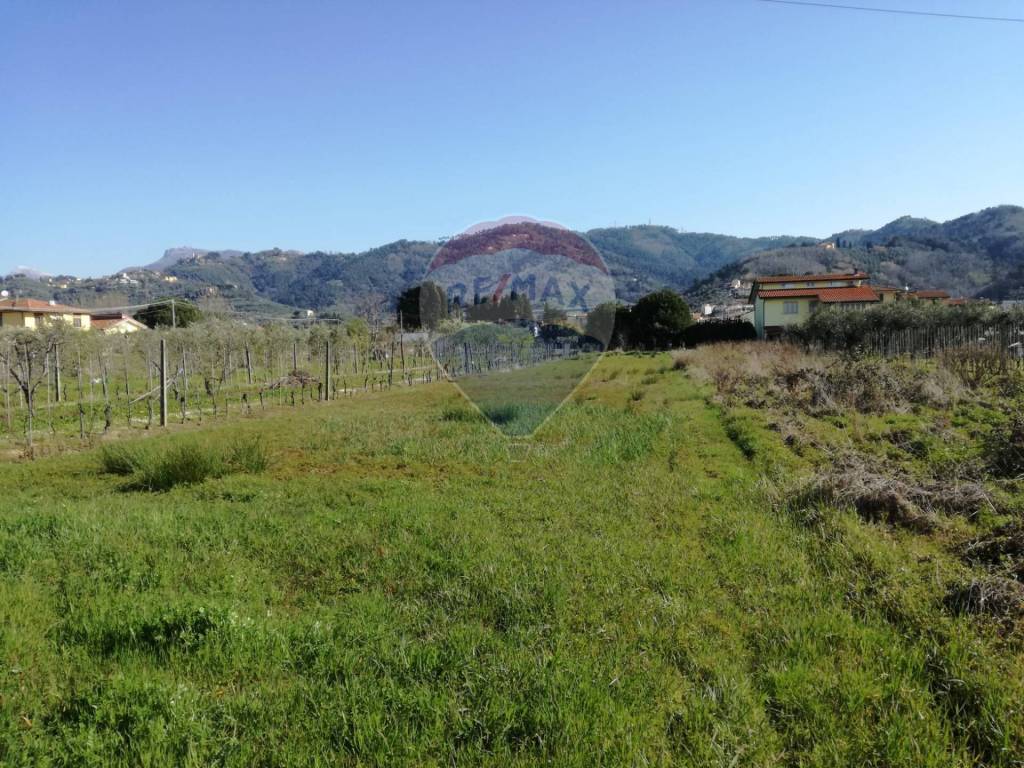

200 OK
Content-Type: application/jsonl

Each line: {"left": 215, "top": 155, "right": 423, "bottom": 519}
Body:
{"left": 1, "top": 349, "right": 1023, "bottom": 766}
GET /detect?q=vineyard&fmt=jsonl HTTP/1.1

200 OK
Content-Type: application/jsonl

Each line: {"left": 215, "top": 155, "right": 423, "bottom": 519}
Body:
{"left": 0, "top": 320, "right": 597, "bottom": 454}
{"left": 0, "top": 321, "right": 447, "bottom": 454}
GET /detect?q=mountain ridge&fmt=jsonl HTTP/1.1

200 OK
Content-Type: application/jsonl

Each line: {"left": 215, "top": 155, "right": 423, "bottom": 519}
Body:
{"left": 3, "top": 205, "right": 1023, "bottom": 316}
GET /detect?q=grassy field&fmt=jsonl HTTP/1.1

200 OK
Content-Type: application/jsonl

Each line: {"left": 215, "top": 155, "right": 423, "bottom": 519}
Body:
{"left": 1, "top": 352, "right": 1022, "bottom": 766}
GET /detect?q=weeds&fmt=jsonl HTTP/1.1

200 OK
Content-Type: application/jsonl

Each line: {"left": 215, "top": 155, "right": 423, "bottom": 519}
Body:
{"left": 228, "top": 436, "right": 270, "bottom": 474}
{"left": 945, "top": 577, "right": 1024, "bottom": 622}
{"left": 100, "top": 436, "right": 269, "bottom": 491}
{"left": 134, "top": 442, "right": 226, "bottom": 491}
{"left": 790, "top": 451, "right": 997, "bottom": 532}
{"left": 982, "top": 411, "right": 1024, "bottom": 478}
{"left": 99, "top": 443, "right": 151, "bottom": 476}
{"left": 962, "top": 523, "right": 1024, "bottom": 578}
{"left": 688, "top": 342, "right": 961, "bottom": 415}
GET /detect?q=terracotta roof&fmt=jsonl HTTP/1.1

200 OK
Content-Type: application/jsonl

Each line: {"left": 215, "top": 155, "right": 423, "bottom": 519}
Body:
{"left": 913, "top": 290, "right": 950, "bottom": 299}
{"left": 92, "top": 316, "right": 147, "bottom": 331}
{"left": 754, "top": 271, "right": 868, "bottom": 285}
{"left": 0, "top": 298, "right": 88, "bottom": 314}
{"left": 817, "top": 286, "right": 883, "bottom": 303}
{"left": 757, "top": 286, "right": 881, "bottom": 303}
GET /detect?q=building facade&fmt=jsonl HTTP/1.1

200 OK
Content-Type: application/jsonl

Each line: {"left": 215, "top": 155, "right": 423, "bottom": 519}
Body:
{"left": 0, "top": 298, "right": 92, "bottom": 330}
{"left": 750, "top": 272, "right": 877, "bottom": 339}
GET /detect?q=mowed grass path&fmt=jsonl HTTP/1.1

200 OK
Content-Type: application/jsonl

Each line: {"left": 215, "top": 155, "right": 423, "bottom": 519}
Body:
{"left": 1, "top": 354, "right": 1021, "bottom": 766}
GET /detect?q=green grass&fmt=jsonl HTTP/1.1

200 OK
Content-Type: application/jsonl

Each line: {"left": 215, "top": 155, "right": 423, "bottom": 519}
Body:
{"left": 0, "top": 354, "right": 1021, "bottom": 766}
{"left": 455, "top": 354, "right": 601, "bottom": 435}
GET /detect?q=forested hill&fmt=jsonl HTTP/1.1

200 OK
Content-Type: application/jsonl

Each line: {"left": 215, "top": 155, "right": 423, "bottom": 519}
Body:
{"left": 585, "top": 227, "right": 810, "bottom": 301}
{"left": 4, "top": 206, "right": 1023, "bottom": 316}
{"left": 159, "top": 227, "right": 814, "bottom": 311}
{"left": 687, "top": 205, "right": 1024, "bottom": 304}
{"left": 2, "top": 228, "right": 813, "bottom": 316}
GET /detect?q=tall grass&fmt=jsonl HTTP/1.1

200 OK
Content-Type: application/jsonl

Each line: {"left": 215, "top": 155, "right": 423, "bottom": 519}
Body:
{"left": 100, "top": 436, "right": 269, "bottom": 491}
{"left": 228, "top": 436, "right": 270, "bottom": 474}
{"left": 135, "top": 442, "right": 226, "bottom": 491}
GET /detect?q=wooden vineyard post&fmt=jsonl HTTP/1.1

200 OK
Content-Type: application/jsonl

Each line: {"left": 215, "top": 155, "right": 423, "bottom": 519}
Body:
{"left": 122, "top": 336, "right": 131, "bottom": 425}
{"left": 159, "top": 338, "right": 168, "bottom": 427}
{"left": 245, "top": 344, "right": 254, "bottom": 385}
{"left": 324, "top": 339, "right": 332, "bottom": 401}
{"left": 54, "top": 344, "right": 62, "bottom": 403}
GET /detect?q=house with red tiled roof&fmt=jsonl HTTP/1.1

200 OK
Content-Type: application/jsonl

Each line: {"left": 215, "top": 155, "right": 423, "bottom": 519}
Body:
{"left": 910, "top": 289, "right": 951, "bottom": 304}
{"left": 89, "top": 312, "right": 149, "bottom": 334}
{"left": 0, "top": 298, "right": 92, "bottom": 330}
{"left": 872, "top": 285, "right": 907, "bottom": 304}
{"left": 749, "top": 272, "right": 879, "bottom": 339}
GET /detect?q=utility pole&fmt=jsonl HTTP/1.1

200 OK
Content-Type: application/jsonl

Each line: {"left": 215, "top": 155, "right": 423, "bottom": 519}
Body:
{"left": 159, "top": 338, "right": 168, "bottom": 427}
{"left": 171, "top": 299, "right": 177, "bottom": 329}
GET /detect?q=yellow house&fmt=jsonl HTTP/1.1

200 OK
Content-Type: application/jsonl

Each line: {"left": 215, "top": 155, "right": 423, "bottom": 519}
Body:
{"left": 0, "top": 298, "right": 92, "bottom": 330}
{"left": 873, "top": 286, "right": 906, "bottom": 304}
{"left": 750, "top": 272, "right": 879, "bottom": 339}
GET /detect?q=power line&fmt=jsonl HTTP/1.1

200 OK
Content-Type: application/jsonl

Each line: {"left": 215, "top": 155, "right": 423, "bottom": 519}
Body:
{"left": 756, "top": 0, "right": 1024, "bottom": 23}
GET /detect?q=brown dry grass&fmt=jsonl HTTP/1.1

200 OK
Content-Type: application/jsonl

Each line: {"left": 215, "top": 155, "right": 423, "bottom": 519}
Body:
{"left": 677, "top": 342, "right": 962, "bottom": 415}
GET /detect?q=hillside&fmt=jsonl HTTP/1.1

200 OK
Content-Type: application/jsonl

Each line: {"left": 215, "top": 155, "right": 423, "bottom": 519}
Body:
{"left": 3, "top": 206, "right": 1023, "bottom": 316}
{"left": 584, "top": 227, "right": 811, "bottom": 301}
{"left": 0, "top": 228, "right": 813, "bottom": 316}
{"left": 687, "top": 205, "right": 1024, "bottom": 304}
{"left": 154, "top": 228, "right": 815, "bottom": 310}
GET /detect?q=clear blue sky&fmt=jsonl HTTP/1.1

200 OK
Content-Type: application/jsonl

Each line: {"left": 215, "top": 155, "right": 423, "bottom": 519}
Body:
{"left": 2, "top": 0, "right": 1022, "bottom": 276}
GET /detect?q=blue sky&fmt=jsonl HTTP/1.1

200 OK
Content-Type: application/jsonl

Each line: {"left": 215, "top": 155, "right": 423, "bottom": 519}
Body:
{"left": 2, "top": 0, "right": 1022, "bottom": 276}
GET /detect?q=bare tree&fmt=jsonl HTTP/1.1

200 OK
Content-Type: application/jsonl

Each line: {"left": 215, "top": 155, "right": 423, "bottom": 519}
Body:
{"left": 0, "top": 329, "right": 59, "bottom": 453}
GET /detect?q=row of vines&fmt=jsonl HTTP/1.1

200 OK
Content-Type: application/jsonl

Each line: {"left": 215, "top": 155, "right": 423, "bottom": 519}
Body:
{"left": 0, "top": 319, "right": 439, "bottom": 454}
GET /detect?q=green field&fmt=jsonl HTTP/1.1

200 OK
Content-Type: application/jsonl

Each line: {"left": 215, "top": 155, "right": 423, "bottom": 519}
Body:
{"left": 1, "top": 352, "right": 1022, "bottom": 766}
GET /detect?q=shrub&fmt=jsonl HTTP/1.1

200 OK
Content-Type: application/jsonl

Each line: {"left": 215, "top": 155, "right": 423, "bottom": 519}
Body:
{"left": 134, "top": 442, "right": 226, "bottom": 491}
{"left": 795, "top": 302, "right": 1009, "bottom": 349}
{"left": 623, "top": 290, "right": 692, "bottom": 350}
{"left": 982, "top": 412, "right": 1024, "bottom": 478}
{"left": 682, "top": 320, "right": 756, "bottom": 348}
{"left": 228, "top": 436, "right": 270, "bottom": 474}
{"left": 100, "top": 443, "right": 150, "bottom": 476}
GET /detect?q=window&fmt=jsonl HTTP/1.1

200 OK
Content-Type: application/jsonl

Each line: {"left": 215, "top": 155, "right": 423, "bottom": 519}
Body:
{"left": 783, "top": 301, "right": 799, "bottom": 315}
{"left": 809, "top": 300, "right": 819, "bottom": 313}
{"left": 73, "top": 316, "right": 82, "bottom": 327}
